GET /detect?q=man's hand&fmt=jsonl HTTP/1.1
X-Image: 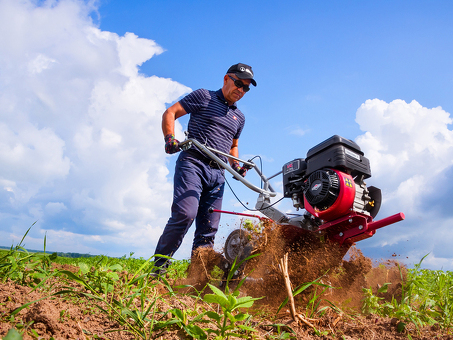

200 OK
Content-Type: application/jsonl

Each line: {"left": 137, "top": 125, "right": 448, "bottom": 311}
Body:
{"left": 164, "top": 134, "right": 181, "bottom": 154}
{"left": 231, "top": 161, "right": 248, "bottom": 177}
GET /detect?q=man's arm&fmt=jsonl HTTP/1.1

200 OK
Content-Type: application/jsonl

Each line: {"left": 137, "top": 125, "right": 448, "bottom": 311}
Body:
{"left": 162, "top": 102, "right": 188, "bottom": 154}
{"left": 230, "top": 139, "right": 249, "bottom": 177}
{"left": 162, "top": 102, "right": 188, "bottom": 136}
{"left": 229, "top": 138, "right": 239, "bottom": 166}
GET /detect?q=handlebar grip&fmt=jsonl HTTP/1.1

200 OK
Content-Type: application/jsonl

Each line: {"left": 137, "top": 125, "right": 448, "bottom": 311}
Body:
{"left": 179, "top": 140, "right": 193, "bottom": 151}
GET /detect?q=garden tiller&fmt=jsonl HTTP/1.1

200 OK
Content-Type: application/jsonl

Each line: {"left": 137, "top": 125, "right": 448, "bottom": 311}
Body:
{"left": 178, "top": 135, "right": 405, "bottom": 266}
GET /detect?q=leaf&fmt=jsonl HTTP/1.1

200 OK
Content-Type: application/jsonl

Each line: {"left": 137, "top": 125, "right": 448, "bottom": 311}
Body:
{"left": 205, "top": 329, "right": 220, "bottom": 336}
{"left": 207, "top": 283, "right": 228, "bottom": 300}
{"left": 78, "top": 263, "right": 90, "bottom": 275}
{"left": 225, "top": 332, "right": 242, "bottom": 337}
{"left": 128, "top": 273, "right": 148, "bottom": 285}
{"left": 228, "top": 294, "right": 238, "bottom": 308}
{"left": 237, "top": 324, "right": 258, "bottom": 332}
{"left": 397, "top": 321, "right": 406, "bottom": 333}
{"left": 203, "top": 294, "right": 229, "bottom": 307}
{"left": 31, "top": 272, "right": 46, "bottom": 280}
{"left": 4, "top": 328, "right": 23, "bottom": 340}
{"left": 184, "top": 324, "right": 207, "bottom": 340}
{"left": 226, "top": 311, "right": 236, "bottom": 323}
{"left": 58, "top": 270, "right": 90, "bottom": 288}
{"left": 377, "top": 283, "right": 391, "bottom": 294}
{"left": 206, "top": 311, "right": 221, "bottom": 322}
{"left": 171, "top": 308, "right": 185, "bottom": 323}
{"left": 293, "top": 279, "right": 330, "bottom": 297}
{"left": 53, "top": 289, "right": 103, "bottom": 302}
{"left": 235, "top": 296, "right": 262, "bottom": 309}
{"left": 106, "top": 272, "right": 119, "bottom": 281}
{"left": 109, "top": 263, "right": 122, "bottom": 271}
{"left": 234, "top": 312, "right": 249, "bottom": 321}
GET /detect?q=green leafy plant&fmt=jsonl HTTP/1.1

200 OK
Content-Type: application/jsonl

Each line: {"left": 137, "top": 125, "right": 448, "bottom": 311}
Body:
{"left": 361, "top": 282, "right": 392, "bottom": 315}
{"left": 78, "top": 256, "right": 123, "bottom": 294}
{"left": 3, "top": 328, "right": 23, "bottom": 340}
{"left": 155, "top": 308, "right": 208, "bottom": 339}
{"left": 359, "top": 254, "right": 453, "bottom": 334}
{"left": 203, "top": 256, "right": 263, "bottom": 339}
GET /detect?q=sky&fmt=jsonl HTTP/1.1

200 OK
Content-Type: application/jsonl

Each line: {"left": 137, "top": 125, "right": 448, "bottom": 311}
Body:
{"left": 1, "top": 0, "right": 452, "bottom": 270}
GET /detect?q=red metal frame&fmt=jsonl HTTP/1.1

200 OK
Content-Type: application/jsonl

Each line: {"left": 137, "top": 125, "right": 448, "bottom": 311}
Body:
{"left": 211, "top": 208, "right": 405, "bottom": 246}
{"left": 328, "top": 212, "right": 405, "bottom": 244}
{"left": 210, "top": 209, "right": 269, "bottom": 221}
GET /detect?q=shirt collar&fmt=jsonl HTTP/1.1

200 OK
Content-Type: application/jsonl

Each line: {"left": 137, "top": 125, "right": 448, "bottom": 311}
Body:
{"left": 216, "top": 89, "right": 237, "bottom": 109}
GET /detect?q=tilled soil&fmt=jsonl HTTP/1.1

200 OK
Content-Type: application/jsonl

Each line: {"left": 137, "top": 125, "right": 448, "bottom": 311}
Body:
{"left": 1, "top": 223, "right": 452, "bottom": 339}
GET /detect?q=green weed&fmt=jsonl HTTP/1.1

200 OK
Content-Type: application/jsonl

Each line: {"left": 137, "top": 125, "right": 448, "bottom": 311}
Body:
{"left": 0, "top": 224, "right": 57, "bottom": 287}
{"left": 203, "top": 256, "right": 264, "bottom": 339}
{"left": 360, "top": 254, "right": 453, "bottom": 333}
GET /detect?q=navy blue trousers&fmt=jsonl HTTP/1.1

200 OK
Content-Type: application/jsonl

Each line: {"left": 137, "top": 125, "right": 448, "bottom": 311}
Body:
{"left": 153, "top": 151, "right": 225, "bottom": 268}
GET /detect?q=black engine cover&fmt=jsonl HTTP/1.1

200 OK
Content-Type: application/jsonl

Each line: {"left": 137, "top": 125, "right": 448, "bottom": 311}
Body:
{"left": 306, "top": 135, "right": 371, "bottom": 179}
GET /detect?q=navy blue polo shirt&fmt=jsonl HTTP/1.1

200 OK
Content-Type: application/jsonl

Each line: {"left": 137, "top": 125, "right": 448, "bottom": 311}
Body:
{"left": 179, "top": 89, "right": 245, "bottom": 162}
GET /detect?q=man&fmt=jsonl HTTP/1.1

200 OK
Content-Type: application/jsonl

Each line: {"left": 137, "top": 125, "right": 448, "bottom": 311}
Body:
{"left": 153, "top": 63, "right": 257, "bottom": 272}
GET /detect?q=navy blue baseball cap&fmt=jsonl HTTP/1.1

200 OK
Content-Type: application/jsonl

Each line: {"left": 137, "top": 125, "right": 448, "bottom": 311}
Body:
{"left": 227, "top": 63, "right": 257, "bottom": 86}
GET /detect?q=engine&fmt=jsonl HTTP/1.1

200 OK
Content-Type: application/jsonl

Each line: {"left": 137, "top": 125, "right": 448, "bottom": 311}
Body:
{"left": 282, "top": 135, "right": 381, "bottom": 222}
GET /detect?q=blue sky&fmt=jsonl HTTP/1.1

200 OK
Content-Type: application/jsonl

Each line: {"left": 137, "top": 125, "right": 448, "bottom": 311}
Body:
{"left": 1, "top": 0, "right": 452, "bottom": 270}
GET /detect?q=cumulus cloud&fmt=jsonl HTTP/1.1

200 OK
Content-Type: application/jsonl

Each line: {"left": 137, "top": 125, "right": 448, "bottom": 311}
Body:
{"left": 355, "top": 99, "right": 453, "bottom": 269}
{"left": 0, "top": 0, "right": 191, "bottom": 257}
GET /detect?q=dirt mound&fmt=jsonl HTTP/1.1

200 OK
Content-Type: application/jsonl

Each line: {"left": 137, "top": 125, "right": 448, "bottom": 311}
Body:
{"left": 179, "top": 247, "right": 226, "bottom": 291}
{"left": 0, "top": 280, "right": 133, "bottom": 339}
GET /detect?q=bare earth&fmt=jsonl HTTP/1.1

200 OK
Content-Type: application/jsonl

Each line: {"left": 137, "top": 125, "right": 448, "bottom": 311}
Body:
{"left": 1, "top": 224, "right": 452, "bottom": 339}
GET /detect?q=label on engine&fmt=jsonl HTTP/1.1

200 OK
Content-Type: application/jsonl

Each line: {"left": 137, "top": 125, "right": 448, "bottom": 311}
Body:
{"left": 311, "top": 183, "right": 322, "bottom": 191}
{"left": 345, "top": 148, "right": 360, "bottom": 160}
{"left": 344, "top": 177, "right": 353, "bottom": 188}
{"left": 284, "top": 160, "right": 299, "bottom": 174}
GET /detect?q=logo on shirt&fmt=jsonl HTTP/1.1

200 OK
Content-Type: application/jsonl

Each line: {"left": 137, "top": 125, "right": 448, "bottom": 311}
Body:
{"left": 233, "top": 116, "right": 237, "bottom": 120}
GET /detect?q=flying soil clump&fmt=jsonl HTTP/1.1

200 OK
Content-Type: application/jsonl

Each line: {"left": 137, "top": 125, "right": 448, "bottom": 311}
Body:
{"left": 184, "top": 220, "right": 405, "bottom": 312}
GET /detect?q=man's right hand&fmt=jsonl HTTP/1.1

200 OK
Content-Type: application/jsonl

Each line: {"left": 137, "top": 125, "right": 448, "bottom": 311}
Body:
{"left": 164, "top": 134, "right": 181, "bottom": 154}
{"left": 232, "top": 161, "right": 248, "bottom": 177}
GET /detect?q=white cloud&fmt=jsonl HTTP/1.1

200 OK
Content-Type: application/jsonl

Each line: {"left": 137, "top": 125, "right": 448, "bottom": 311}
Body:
{"left": 287, "top": 125, "right": 309, "bottom": 137}
{"left": 45, "top": 202, "right": 67, "bottom": 215}
{"left": 355, "top": 99, "right": 453, "bottom": 269}
{"left": 0, "top": 0, "right": 191, "bottom": 258}
{"left": 28, "top": 54, "right": 57, "bottom": 74}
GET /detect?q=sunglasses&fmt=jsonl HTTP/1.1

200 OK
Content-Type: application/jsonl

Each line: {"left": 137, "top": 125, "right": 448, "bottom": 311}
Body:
{"left": 228, "top": 75, "right": 251, "bottom": 92}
